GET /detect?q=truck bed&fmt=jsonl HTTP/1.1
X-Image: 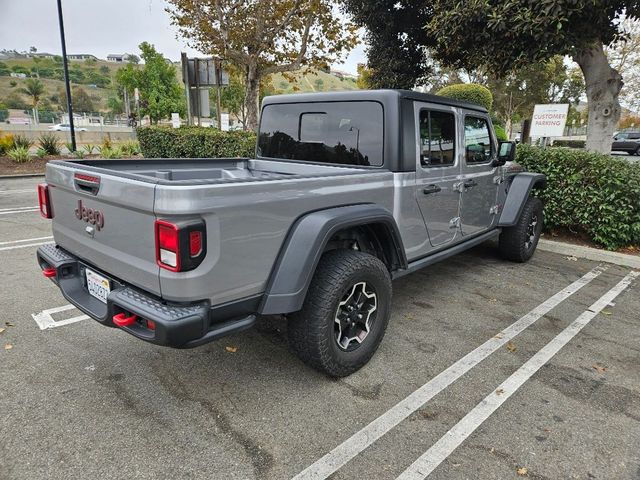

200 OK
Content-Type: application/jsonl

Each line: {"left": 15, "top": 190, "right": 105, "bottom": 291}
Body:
{"left": 52, "top": 157, "right": 377, "bottom": 184}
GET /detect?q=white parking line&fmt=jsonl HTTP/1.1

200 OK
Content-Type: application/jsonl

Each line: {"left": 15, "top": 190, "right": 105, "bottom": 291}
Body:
{"left": 0, "top": 236, "right": 53, "bottom": 246}
{"left": 0, "top": 189, "right": 35, "bottom": 195}
{"left": 0, "top": 205, "right": 38, "bottom": 212}
{"left": 0, "top": 207, "right": 39, "bottom": 215}
{"left": 31, "top": 304, "right": 89, "bottom": 330}
{"left": 396, "top": 270, "right": 639, "bottom": 480}
{"left": 0, "top": 241, "right": 52, "bottom": 251}
{"left": 291, "top": 266, "right": 606, "bottom": 480}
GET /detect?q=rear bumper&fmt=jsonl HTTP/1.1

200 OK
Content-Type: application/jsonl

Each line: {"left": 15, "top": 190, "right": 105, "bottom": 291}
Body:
{"left": 36, "top": 243, "right": 255, "bottom": 348}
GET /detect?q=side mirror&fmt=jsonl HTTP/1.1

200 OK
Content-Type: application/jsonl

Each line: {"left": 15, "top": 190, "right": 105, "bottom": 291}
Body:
{"left": 496, "top": 141, "right": 516, "bottom": 166}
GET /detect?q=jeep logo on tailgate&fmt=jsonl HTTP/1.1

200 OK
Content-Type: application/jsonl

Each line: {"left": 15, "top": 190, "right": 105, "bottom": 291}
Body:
{"left": 75, "top": 199, "right": 104, "bottom": 231}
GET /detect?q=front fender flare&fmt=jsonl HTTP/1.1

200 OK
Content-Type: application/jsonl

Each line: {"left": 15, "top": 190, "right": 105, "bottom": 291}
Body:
{"left": 259, "top": 204, "right": 406, "bottom": 315}
{"left": 498, "top": 173, "right": 547, "bottom": 227}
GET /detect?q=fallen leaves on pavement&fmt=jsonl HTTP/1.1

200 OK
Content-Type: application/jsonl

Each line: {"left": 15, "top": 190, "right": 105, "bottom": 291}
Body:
{"left": 4, "top": 344, "right": 13, "bottom": 350}
{"left": 506, "top": 341, "right": 517, "bottom": 353}
{"left": 0, "top": 327, "right": 5, "bottom": 335}
{"left": 592, "top": 364, "right": 608, "bottom": 373}
{"left": 494, "top": 332, "right": 504, "bottom": 339}
{"left": 495, "top": 388, "right": 505, "bottom": 395}
{"left": 566, "top": 256, "right": 578, "bottom": 262}
{"left": 5, "top": 322, "right": 14, "bottom": 327}
{"left": 517, "top": 466, "right": 528, "bottom": 476}
{"left": 225, "top": 346, "right": 238, "bottom": 353}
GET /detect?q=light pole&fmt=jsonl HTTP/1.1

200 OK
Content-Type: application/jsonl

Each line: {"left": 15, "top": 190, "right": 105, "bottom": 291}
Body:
{"left": 56, "top": 0, "right": 76, "bottom": 152}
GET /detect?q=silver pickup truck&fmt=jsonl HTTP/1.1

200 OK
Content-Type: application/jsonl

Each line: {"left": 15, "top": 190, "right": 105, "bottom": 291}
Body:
{"left": 37, "top": 90, "right": 545, "bottom": 377}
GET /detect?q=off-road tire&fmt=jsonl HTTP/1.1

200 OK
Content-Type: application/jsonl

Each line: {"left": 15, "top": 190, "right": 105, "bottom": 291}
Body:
{"left": 499, "top": 196, "right": 544, "bottom": 263}
{"left": 287, "top": 250, "right": 392, "bottom": 377}
{"left": 634, "top": 146, "right": 640, "bottom": 156}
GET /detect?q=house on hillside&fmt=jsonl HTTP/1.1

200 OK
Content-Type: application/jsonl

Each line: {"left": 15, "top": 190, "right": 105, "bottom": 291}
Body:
{"left": 67, "top": 54, "right": 98, "bottom": 61}
{"left": 107, "top": 53, "right": 132, "bottom": 63}
{"left": 330, "top": 69, "right": 357, "bottom": 81}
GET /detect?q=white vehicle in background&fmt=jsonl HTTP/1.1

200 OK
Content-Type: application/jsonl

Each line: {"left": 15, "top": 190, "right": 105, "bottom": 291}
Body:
{"left": 49, "top": 123, "right": 88, "bottom": 132}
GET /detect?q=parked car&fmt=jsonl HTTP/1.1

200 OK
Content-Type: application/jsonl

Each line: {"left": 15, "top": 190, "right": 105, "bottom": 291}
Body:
{"left": 612, "top": 131, "right": 640, "bottom": 155}
{"left": 49, "top": 123, "right": 88, "bottom": 132}
{"left": 6, "top": 117, "right": 31, "bottom": 125}
{"left": 36, "top": 90, "right": 546, "bottom": 377}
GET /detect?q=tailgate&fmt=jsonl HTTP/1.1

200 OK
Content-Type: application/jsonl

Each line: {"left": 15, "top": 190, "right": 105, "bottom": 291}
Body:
{"left": 46, "top": 163, "right": 160, "bottom": 295}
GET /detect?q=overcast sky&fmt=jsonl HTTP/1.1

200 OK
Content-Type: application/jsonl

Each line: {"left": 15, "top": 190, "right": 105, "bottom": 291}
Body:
{"left": 0, "top": 0, "right": 366, "bottom": 74}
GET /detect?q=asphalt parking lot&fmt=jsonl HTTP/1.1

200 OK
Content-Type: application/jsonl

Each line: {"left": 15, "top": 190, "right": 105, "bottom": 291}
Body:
{"left": 1, "top": 176, "right": 639, "bottom": 480}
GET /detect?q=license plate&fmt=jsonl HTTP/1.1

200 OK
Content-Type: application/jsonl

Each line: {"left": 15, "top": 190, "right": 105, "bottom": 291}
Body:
{"left": 85, "top": 268, "right": 110, "bottom": 304}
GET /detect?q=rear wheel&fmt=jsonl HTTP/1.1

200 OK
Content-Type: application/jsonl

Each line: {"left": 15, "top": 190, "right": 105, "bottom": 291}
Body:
{"left": 499, "top": 196, "right": 543, "bottom": 263}
{"left": 287, "top": 250, "right": 392, "bottom": 377}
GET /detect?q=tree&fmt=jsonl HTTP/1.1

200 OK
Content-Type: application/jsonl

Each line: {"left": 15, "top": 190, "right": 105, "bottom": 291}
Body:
{"left": 56, "top": 86, "right": 95, "bottom": 113}
{"left": 220, "top": 73, "right": 248, "bottom": 128}
{"left": 607, "top": 17, "right": 640, "bottom": 114}
{"left": 343, "top": 1, "right": 435, "bottom": 89}
{"left": 167, "top": 0, "right": 358, "bottom": 130}
{"left": 18, "top": 78, "right": 46, "bottom": 123}
{"left": 114, "top": 42, "right": 185, "bottom": 123}
{"left": 422, "top": 0, "right": 640, "bottom": 153}
{"left": 486, "top": 57, "right": 585, "bottom": 137}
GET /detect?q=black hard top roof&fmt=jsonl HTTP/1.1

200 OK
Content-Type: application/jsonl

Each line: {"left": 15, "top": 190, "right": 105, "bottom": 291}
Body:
{"left": 261, "top": 89, "right": 488, "bottom": 113}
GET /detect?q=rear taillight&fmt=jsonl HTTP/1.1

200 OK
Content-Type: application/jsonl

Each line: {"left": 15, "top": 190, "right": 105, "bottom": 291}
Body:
{"left": 37, "top": 183, "right": 53, "bottom": 219}
{"left": 155, "top": 219, "right": 206, "bottom": 272}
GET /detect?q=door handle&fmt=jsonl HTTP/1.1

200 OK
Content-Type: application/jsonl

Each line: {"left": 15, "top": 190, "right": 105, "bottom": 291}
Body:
{"left": 423, "top": 184, "right": 442, "bottom": 195}
{"left": 463, "top": 179, "right": 478, "bottom": 188}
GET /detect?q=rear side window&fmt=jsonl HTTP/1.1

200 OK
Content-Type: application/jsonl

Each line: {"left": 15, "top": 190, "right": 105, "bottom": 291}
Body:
{"left": 630, "top": 133, "right": 640, "bottom": 139}
{"left": 419, "top": 109, "right": 456, "bottom": 167}
{"left": 257, "top": 101, "right": 384, "bottom": 166}
{"left": 464, "top": 116, "right": 493, "bottom": 164}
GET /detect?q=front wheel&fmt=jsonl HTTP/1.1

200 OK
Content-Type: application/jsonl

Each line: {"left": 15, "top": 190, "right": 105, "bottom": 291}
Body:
{"left": 499, "top": 196, "right": 544, "bottom": 263}
{"left": 287, "top": 250, "right": 392, "bottom": 377}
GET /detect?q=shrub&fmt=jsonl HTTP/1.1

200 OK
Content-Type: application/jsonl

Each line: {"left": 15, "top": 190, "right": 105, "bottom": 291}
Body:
{"left": 73, "top": 150, "right": 85, "bottom": 159}
{"left": 12, "top": 134, "right": 33, "bottom": 150}
{"left": 551, "top": 139, "right": 585, "bottom": 149}
{"left": 84, "top": 144, "right": 96, "bottom": 155}
{"left": 101, "top": 136, "right": 112, "bottom": 151}
{"left": 0, "top": 133, "right": 15, "bottom": 155}
{"left": 515, "top": 145, "right": 640, "bottom": 250}
{"left": 64, "top": 142, "right": 74, "bottom": 153}
{"left": 120, "top": 140, "right": 141, "bottom": 156}
{"left": 7, "top": 146, "right": 32, "bottom": 163}
{"left": 35, "top": 147, "right": 47, "bottom": 158}
{"left": 436, "top": 83, "right": 493, "bottom": 111}
{"left": 100, "top": 146, "right": 123, "bottom": 159}
{"left": 494, "top": 125, "right": 508, "bottom": 142}
{"left": 38, "top": 133, "right": 61, "bottom": 155}
{"left": 137, "top": 126, "right": 257, "bottom": 158}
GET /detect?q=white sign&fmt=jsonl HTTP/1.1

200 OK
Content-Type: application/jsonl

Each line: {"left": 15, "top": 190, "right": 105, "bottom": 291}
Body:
{"left": 530, "top": 104, "right": 569, "bottom": 138}
{"left": 171, "top": 113, "right": 181, "bottom": 129}
{"left": 220, "top": 113, "right": 230, "bottom": 132}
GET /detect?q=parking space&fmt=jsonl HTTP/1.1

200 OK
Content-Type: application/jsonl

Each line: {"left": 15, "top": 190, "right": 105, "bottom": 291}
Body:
{"left": 1, "top": 176, "right": 639, "bottom": 480}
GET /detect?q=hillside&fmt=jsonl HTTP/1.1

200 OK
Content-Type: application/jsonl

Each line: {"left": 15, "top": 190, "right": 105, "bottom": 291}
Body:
{"left": 0, "top": 56, "right": 360, "bottom": 116}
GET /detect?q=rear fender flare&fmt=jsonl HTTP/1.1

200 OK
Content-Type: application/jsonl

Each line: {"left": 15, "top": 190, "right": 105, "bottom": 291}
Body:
{"left": 498, "top": 173, "right": 547, "bottom": 227}
{"left": 259, "top": 204, "right": 406, "bottom": 315}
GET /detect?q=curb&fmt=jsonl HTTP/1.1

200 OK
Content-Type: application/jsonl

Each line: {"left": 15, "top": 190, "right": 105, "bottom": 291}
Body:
{"left": 538, "top": 239, "right": 640, "bottom": 269}
{"left": 0, "top": 173, "right": 45, "bottom": 179}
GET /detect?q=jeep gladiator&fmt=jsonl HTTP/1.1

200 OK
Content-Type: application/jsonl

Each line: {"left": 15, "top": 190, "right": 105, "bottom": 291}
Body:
{"left": 37, "top": 90, "right": 546, "bottom": 377}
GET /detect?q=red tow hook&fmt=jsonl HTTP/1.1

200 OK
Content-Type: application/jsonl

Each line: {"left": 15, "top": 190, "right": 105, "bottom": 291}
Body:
{"left": 42, "top": 267, "right": 57, "bottom": 278}
{"left": 113, "top": 312, "right": 138, "bottom": 327}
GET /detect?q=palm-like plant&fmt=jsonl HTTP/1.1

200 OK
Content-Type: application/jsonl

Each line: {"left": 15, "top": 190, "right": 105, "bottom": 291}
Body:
{"left": 18, "top": 78, "right": 46, "bottom": 124}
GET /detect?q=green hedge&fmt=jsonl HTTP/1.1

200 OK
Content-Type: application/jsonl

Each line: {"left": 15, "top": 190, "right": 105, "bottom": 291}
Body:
{"left": 137, "top": 126, "right": 256, "bottom": 158}
{"left": 516, "top": 145, "right": 640, "bottom": 250}
{"left": 551, "top": 139, "right": 585, "bottom": 149}
{"left": 494, "top": 125, "right": 508, "bottom": 142}
{"left": 436, "top": 83, "right": 493, "bottom": 111}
